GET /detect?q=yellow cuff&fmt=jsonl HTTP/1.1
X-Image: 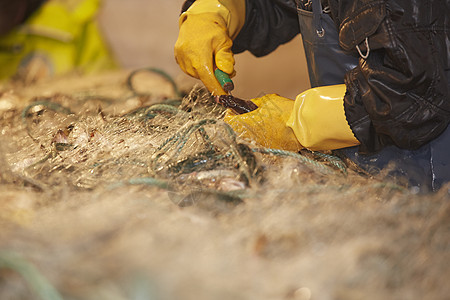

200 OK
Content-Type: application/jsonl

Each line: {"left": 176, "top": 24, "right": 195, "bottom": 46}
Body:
{"left": 287, "top": 84, "right": 360, "bottom": 151}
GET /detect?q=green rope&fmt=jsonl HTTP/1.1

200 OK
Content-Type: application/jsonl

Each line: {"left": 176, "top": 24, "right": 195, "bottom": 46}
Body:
{"left": 150, "top": 119, "right": 254, "bottom": 183}
{"left": 152, "top": 119, "right": 221, "bottom": 159}
{"left": 151, "top": 119, "right": 221, "bottom": 173}
{"left": 311, "top": 151, "right": 348, "bottom": 175}
{"left": 21, "top": 100, "right": 73, "bottom": 120}
{"left": 18, "top": 69, "right": 348, "bottom": 194}
{"left": 127, "top": 67, "right": 183, "bottom": 98}
{"left": 0, "top": 252, "right": 64, "bottom": 300}
{"left": 125, "top": 103, "right": 187, "bottom": 121}
{"left": 172, "top": 119, "right": 220, "bottom": 156}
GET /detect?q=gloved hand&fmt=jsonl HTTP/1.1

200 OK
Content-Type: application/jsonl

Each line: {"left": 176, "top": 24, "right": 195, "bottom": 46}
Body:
{"left": 174, "top": 0, "right": 245, "bottom": 95}
{"left": 224, "top": 85, "right": 360, "bottom": 151}
{"left": 224, "top": 94, "right": 303, "bottom": 151}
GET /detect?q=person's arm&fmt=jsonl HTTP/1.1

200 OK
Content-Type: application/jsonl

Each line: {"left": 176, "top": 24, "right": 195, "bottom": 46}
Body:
{"left": 174, "top": 0, "right": 301, "bottom": 95}
{"left": 329, "top": 0, "right": 450, "bottom": 153}
{"left": 174, "top": 0, "right": 246, "bottom": 95}
{"left": 176, "top": 0, "right": 358, "bottom": 151}
{"left": 223, "top": 85, "right": 360, "bottom": 152}
{"left": 231, "top": 0, "right": 300, "bottom": 57}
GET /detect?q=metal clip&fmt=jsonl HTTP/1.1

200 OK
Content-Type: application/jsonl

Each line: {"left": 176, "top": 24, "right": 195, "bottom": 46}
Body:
{"left": 316, "top": 28, "right": 325, "bottom": 38}
{"left": 356, "top": 37, "right": 370, "bottom": 59}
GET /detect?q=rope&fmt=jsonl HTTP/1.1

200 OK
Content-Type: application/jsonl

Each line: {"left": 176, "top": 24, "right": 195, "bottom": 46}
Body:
{"left": 21, "top": 100, "right": 73, "bottom": 119}
{"left": 150, "top": 119, "right": 254, "bottom": 184}
{"left": 16, "top": 68, "right": 351, "bottom": 203}
{"left": 127, "top": 67, "right": 183, "bottom": 98}
{"left": 124, "top": 103, "right": 187, "bottom": 120}
{"left": 150, "top": 119, "right": 221, "bottom": 173}
{"left": 0, "top": 252, "right": 64, "bottom": 300}
{"left": 311, "top": 151, "right": 348, "bottom": 175}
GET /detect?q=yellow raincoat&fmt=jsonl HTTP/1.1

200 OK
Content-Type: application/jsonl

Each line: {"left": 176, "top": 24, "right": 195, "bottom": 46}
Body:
{"left": 0, "top": 0, "right": 117, "bottom": 82}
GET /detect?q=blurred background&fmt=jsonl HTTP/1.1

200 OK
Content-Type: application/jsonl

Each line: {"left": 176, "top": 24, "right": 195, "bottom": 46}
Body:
{"left": 98, "top": 0, "right": 311, "bottom": 99}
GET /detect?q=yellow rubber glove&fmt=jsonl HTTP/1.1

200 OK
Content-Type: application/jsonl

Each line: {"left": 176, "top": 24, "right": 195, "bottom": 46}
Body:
{"left": 174, "top": 0, "right": 245, "bottom": 95}
{"left": 223, "top": 94, "right": 303, "bottom": 151}
{"left": 287, "top": 84, "right": 360, "bottom": 151}
{"left": 223, "top": 85, "right": 360, "bottom": 152}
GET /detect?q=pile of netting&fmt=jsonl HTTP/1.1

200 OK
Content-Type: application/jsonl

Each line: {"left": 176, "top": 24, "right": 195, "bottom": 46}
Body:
{"left": 1, "top": 68, "right": 358, "bottom": 206}
{"left": 0, "top": 69, "right": 448, "bottom": 300}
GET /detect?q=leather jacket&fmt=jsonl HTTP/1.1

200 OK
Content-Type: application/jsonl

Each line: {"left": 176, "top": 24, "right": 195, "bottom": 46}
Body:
{"left": 330, "top": 0, "right": 450, "bottom": 153}
{"left": 182, "top": 0, "right": 450, "bottom": 154}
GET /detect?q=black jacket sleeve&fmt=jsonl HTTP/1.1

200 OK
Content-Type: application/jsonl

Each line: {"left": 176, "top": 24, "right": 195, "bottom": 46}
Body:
{"left": 328, "top": 0, "right": 450, "bottom": 153}
{"left": 231, "top": 0, "right": 300, "bottom": 56}
{"left": 179, "top": 0, "right": 299, "bottom": 56}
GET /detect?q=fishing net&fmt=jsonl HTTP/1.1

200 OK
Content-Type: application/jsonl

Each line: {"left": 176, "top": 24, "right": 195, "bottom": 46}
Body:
{"left": 0, "top": 69, "right": 449, "bottom": 300}
{"left": 1, "top": 68, "right": 357, "bottom": 206}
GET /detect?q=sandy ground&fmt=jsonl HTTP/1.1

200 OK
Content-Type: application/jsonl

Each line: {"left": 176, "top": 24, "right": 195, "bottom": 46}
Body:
{"left": 0, "top": 1, "right": 449, "bottom": 300}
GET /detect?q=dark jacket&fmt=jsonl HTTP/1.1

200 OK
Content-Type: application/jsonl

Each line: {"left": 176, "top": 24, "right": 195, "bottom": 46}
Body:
{"left": 182, "top": 0, "right": 450, "bottom": 154}
{"left": 237, "top": 0, "right": 450, "bottom": 153}
{"left": 329, "top": 0, "right": 450, "bottom": 153}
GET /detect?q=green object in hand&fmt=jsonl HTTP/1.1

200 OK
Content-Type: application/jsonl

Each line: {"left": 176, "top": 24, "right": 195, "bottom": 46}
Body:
{"left": 214, "top": 69, "right": 234, "bottom": 93}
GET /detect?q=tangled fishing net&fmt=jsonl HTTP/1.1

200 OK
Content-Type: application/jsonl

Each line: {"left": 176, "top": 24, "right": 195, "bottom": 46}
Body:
{"left": 0, "top": 69, "right": 449, "bottom": 300}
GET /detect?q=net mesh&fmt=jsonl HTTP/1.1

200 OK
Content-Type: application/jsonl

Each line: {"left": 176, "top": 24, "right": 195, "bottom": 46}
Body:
{"left": 1, "top": 68, "right": 360, "bottom": 203}
{"left": 0, "top": 69, "right": 448, "bottom": 300}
